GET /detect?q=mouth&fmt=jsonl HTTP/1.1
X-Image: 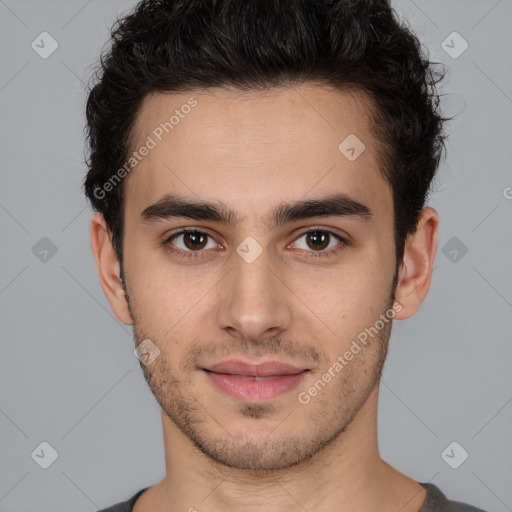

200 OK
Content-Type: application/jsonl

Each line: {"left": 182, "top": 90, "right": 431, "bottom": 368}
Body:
{"left": 201, "top": 360, "right": 310, "bottom": 402}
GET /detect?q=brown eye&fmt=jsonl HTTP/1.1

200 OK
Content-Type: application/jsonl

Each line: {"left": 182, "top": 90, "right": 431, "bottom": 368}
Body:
{"left": 166, "top": 230, "right": 216, "bottom": 254}
{"left": 291, "top": 228, "right": 347, "bottom": 257}
{"left": 182, "top": 231, "right": 208, "bottom": 250}
{"left": 305, "top": 230, "right": 330, "bottom": 250}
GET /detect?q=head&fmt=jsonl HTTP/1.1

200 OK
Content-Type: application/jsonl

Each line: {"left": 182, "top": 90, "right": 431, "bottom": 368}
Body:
{"left": 85, "top": 0, "right": 446, "bottom": 471}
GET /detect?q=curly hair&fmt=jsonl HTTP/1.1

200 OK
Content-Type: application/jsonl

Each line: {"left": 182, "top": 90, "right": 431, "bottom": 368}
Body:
{"left": 84, "top": 0, "right": 448, "bottom": 283}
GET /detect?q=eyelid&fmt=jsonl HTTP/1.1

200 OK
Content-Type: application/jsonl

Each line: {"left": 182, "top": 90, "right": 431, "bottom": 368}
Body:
{"left": 164, "top": 226, "right": 221, "bottom": 242}
{"left": 164, "top": 227, "right": 223, "bottom": 251}
{"left": 288, "top": 227, "right": 349, "bottom": 256}
{"left": 289, "top": 225, "right": 349, "bottom": 244}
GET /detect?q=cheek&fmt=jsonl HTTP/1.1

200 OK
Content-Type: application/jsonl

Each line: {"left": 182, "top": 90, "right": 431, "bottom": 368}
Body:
{"left": 286, "top": 252, "right": 394, "bottom": 345}
{"left": 133, "top": 279, "right": 194, "bottom": 334}
{"left": 126, "top": 250, "right": 221, "bottom": 338}
{"left": 289, "top": 249, "right": 391, "bottom": 306}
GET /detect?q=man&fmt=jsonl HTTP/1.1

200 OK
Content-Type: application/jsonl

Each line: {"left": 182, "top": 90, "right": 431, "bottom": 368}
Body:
{"left": 84, "top": 0, "right": 487, "bottom": 510}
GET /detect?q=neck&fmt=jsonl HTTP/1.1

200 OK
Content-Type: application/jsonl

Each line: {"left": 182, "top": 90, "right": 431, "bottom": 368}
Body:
{"left": 135, "top": 385, "right": 426, "bottom": 512}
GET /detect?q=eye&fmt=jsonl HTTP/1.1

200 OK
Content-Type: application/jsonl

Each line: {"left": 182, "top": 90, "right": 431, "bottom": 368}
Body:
{"left": 291, "top": 229, "right": 347, "bottom": 256}
{"left": 164, "top": 227, "right": 348, "bottom": 260}
{"left": 165, "top": 229, "right": 218, "bottom": 256}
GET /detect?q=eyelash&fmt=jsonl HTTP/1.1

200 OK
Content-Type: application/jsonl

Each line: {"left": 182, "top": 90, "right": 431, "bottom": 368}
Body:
{"left": 163, "top": 227, "right": 349, "bottom": 260}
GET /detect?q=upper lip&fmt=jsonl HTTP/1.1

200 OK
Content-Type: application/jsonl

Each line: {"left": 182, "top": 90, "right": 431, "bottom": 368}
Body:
{"left": 204, "top": 360, "right": 308, "bottom": 377}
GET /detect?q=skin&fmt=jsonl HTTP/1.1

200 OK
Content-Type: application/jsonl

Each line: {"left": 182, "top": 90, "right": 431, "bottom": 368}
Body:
{"left": 91, "top": 83, "right": 438, "bottom": 512}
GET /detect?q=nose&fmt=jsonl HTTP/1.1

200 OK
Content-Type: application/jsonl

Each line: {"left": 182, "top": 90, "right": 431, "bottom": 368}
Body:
{"left": 216, "top": 246, "right": 293, "bottom": 343}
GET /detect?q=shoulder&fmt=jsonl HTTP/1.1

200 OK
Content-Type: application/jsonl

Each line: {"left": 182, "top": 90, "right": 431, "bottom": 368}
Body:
{"left": 419, "top": 482, "right": 488, "bottom": 512}
{"left": 441, "top": 499, "right": 488, "bottom": 512}
{"left": 441, "top": 497, "right": 488, "bottom": 512}
{"left": 97, "top": 487, "right": 150, "bottom": 512}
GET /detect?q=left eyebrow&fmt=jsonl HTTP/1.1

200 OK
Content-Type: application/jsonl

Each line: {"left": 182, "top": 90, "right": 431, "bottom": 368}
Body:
{"left": 270, "top": 193, "right": 373, "bottom": 228}
{"left": 139, "top": 192, "right": 373, "bottom": 229}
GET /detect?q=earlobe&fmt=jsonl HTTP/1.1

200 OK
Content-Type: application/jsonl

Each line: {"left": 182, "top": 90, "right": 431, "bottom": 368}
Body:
{"left": 393, "top": 207, "right": 439, "bottom": 320}
{"left": 90, "top": 213, "right": 133, "bottom": 325}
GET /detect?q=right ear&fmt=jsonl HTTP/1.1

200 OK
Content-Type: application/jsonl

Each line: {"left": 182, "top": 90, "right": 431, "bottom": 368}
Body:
{"left": 90, "top": 213, "right": 133, "bottom": 325}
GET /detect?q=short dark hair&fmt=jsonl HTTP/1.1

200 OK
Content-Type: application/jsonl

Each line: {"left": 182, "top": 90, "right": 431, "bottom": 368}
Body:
{"left": 84, "top": 0, "right": 448, "bottom": 282}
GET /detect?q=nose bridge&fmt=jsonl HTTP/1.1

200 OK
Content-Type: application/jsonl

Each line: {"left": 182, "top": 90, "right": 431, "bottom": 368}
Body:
{"left": 216, "top": 244, "right": 292, "bottom": 341}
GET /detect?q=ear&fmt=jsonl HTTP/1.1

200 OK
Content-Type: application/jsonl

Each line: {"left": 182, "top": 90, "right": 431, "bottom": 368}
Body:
{"left": 90, "top": 213, "right": 133, "bottom": 325}
{"left": 394, "top": 207, "right": 439, "bottom": 320}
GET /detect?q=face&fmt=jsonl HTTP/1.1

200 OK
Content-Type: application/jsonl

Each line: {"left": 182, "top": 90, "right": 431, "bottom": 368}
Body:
{"left": 117, "top": 84, "right": 400, "bottom": 470}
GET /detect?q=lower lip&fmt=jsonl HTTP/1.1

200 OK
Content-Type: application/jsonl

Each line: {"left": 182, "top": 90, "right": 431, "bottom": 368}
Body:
{"left": 203, "top": 370, "right": 309, "bottom": 402}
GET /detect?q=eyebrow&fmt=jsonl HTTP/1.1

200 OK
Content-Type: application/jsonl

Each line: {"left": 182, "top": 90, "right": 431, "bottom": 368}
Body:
{"left": 140, "top": 192, "right": 373, "bottom": 229}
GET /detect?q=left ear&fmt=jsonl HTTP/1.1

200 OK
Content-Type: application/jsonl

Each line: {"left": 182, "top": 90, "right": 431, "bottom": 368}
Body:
{"left": 394, "top": 207, "right": 439, "bottom": 320}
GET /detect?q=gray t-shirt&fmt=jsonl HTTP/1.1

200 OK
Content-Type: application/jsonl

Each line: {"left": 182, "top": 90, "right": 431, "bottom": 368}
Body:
{"left": 97, "top": 482, "right": 488, "bottom": 511}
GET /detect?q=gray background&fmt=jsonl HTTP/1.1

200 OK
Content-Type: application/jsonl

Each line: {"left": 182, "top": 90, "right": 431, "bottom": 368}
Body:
{"left": 0, "top": 1, "right": 511, "bottom": 511}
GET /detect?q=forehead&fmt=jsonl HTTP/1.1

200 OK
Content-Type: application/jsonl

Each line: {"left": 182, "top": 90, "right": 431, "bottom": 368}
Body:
{"left": 124, "top": 84, "right": 392, "bottom": 224}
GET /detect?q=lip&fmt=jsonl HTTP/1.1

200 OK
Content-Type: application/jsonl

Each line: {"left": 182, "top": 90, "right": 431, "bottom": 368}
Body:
{"left": 202, "top": 360, "right": 309, "bottom": 402}
{"left": 205, "top": 360, "right": 307, "bottom": 377}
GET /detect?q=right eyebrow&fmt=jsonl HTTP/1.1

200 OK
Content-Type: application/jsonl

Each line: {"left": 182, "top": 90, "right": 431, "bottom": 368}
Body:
{"left": 140, "top": 193, "right": 240, "bottom": 226}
